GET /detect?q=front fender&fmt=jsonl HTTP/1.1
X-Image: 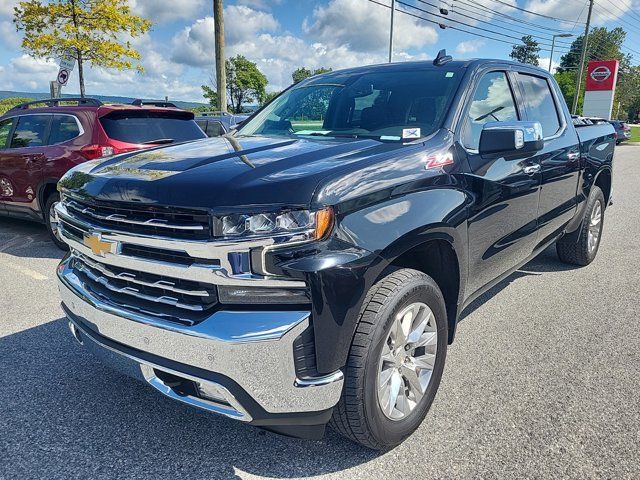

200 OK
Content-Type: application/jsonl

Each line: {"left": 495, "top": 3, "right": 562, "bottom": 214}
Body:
{"left": 275, "top": 187, "right": 469, "bottom": 374}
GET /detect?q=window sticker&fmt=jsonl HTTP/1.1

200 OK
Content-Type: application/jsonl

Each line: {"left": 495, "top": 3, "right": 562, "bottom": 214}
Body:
{"left": 402, "top": 128, "right": 421, "bottom": 139}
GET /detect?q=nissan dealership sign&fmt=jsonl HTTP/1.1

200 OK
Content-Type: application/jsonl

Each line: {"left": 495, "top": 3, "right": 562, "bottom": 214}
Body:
{"left": 583, "top": 60, "right": 619, "bottom": 119}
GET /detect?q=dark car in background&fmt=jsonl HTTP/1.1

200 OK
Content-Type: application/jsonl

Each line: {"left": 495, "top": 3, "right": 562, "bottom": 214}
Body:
{"left": 0, "top": 97, "right": 206, "bottom": 248}
{"left": 609, "top": 120, "right": 631, "bottom": 144}
{"left": 195, "top": 111, "right": 249, "bottom": 137}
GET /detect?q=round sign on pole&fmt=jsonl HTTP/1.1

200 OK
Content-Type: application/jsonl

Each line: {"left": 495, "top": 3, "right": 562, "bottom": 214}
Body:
{"left": 57, "top": 68, "right": 70, "bottom": 86}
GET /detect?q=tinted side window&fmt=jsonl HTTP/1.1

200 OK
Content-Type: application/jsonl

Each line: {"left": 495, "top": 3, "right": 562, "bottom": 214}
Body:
{"left": 205, "top": 121, "right": 225, "bottom": 137}
{"left": 0, "top": 118, "right": 13, "bottom": 149}
{"left": 50, "top": 115, "right": 81, "bottom": 144}
{"left": 11, "top": 115, "right": 50, "bottom": 148}
{"left": 518, "top": 74, "right": 561, "bottom": 138}
{"left": 462, "top": 72, "right": 518, "bottom": 150}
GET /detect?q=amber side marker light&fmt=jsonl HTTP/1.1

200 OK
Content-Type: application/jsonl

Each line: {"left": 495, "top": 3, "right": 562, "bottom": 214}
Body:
{"left": 314, "top": 207, "right": 334, "bottom": 240}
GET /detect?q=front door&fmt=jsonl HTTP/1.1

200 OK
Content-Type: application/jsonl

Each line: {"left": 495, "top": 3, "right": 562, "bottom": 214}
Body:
{"left": 459, "top": 70, "right": 542, "bottom": 295}
{"left": 0, "top": 114, "right": 51, "bottom": 215}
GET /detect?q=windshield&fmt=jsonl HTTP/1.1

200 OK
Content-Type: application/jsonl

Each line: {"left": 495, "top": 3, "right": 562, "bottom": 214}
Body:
{"left": 238, "top": 67, "right": 463, "bottom": 141}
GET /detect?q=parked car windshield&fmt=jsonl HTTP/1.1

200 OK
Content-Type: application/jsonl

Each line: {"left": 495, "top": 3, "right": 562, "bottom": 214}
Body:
{"left": 238, "top": 67, "right": 464, "bottom": 141}
{"left": 99, "top": 111, "right": 206, "bottom": 144}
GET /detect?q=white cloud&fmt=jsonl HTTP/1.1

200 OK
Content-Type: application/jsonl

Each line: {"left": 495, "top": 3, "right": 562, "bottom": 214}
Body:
{"left": 456, "top": 40, "right": 485, "bottom": 55}
{"left": 128, "top": 0, "right": 207, "bottom": 24}
{"left": 170, "top": 6, "right": 279, "bottom": 67}
{"left": 524, "top": 0, "right": 634, "bottom": 24}
{"left": 236, "top": 0, "right": 283, "bottom": 10}
{"left": 167, "top": 3, "right": 439, "bottom": 95}
{"left": 0, "top": 55, "right": 58, "bottom": 91}
{"left": 539, "top": 57, "right": 558, "bottom": 73}
{"left": 303, "top": 0, "right": 438, "bottom": 52}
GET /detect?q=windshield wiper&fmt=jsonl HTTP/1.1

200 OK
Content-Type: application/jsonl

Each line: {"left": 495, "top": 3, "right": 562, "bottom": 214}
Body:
{"left": 142, "top": 138, "right": 174, "bottom": 145}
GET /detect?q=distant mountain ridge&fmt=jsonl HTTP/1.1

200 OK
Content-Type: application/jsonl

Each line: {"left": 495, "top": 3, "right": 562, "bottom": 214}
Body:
{"left": 0, "top": 90, "right": 206, "bottom": 109}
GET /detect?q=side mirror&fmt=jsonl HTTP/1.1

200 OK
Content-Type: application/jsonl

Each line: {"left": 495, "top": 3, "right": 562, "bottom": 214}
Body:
{"left": 479, "top": 121, "right": 544, "bottom": 157}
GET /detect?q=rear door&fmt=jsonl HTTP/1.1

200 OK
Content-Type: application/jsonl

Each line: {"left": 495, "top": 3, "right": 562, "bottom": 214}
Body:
{"left": 515, "top": 72, "right": 581, "bottom": 246}
{"left": 460, "top": 70, "right": 542, "bottom": 294}
{"left": 0, "top": 114, "right": 52, "bottom": 214}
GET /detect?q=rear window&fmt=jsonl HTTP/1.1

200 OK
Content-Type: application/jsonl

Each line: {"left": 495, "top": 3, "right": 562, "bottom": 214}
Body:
{"left": 11, "top": 115, "right": 51, "bottom": 148}
{"left": 50, "top": 115, "right": 81, "bottom": 144}
{"left": 99, "top": 111, "right": 206, "bottom": 144}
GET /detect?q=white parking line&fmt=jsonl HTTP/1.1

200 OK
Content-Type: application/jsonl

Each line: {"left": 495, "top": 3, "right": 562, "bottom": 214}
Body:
{"left": 0, "top": 258, "right": 48, "bottom": 281}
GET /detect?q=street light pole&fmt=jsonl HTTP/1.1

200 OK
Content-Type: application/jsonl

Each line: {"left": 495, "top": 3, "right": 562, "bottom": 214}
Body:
{"left": 388, "top": 0, "right": 395, "bottom": 63}
{"left": 549, "top": 33, "right": 573, "bottom": 72}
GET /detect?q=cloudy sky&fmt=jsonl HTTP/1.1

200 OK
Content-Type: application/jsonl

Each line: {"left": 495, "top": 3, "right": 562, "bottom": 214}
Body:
{"left": 0, "top": 0, "right": 638, "bottom": 103}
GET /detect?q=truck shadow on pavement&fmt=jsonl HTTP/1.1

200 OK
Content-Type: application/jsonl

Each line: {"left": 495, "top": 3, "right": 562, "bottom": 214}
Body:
{"left": 1, "top": 319, "right": 379, "bottom": 479}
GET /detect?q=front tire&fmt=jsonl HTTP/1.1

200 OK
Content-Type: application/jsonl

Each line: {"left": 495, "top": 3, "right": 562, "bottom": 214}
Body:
{"left": 330, "top": 268, "right": 448, "bottom": 449}
{"left": 44, "top": 193, "right": 68, "bottom": 251}
{"left": 556, "top": 186, "right": 605, "bottom": 266}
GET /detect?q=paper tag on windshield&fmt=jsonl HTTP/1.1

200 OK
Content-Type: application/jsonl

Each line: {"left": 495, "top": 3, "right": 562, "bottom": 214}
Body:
{"left": 402, "top": 128, "right": 421, "bottom": 139}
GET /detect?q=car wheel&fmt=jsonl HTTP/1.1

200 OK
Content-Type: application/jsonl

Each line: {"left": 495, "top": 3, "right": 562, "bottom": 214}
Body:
{"left": 556, "top": 186, "right": 605, "bottom": 266}
{"left": 330, "top": 268, "right": 448, "bottom": 450}
{"left": 44, "top": 193, "right": 68, "bottom": 251}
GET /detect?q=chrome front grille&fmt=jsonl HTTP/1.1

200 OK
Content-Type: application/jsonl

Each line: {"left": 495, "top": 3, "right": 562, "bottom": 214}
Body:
{"left": 72, "top": 254, "right": 218, "bottom": 325}
{"left": 64, "top": 196, "right": 212, "bottom": 240}
{"left": 55, "top": 195, "right": 306, "bottom": 326}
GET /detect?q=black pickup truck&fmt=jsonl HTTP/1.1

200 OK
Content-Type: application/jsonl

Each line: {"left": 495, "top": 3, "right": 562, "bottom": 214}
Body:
{"left": 55, "top": 56, "right": 615, "bottom": 449}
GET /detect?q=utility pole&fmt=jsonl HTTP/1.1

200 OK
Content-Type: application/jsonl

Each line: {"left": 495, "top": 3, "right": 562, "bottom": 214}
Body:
{"left": 388, "top": 0, "right": 395, "bottom": 63}
{"left": 572, "top": 0, "right": 594, "bottom": 115}
{"left": 213, "top": 0, "right": 227, "bottom": 113}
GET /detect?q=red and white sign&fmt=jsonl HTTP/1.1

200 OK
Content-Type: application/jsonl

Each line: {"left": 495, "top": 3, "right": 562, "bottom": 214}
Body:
{"left": 585, "top": 60, "right": 619, "bottom": 92}
{"left": 583, "top": 60, "right": 619, "bottom": 120}
{"left": 57, "top": 68, "right": 70, "bottom": 86}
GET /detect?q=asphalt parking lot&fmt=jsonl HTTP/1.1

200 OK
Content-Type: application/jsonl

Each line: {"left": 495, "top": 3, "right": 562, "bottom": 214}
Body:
{"left": 1, "top": 146, "right": 639, "bottom": 480}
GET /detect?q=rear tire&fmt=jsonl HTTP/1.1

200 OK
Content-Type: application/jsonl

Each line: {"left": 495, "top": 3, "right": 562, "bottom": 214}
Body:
{"left": 44, "top": 193, "right": 68, "bottom": 251}
{"left": 556, "top": 186, "right": 605, "bottom": 266}
{"left": 330, "top": 268, "right": 448, "bottom": 450}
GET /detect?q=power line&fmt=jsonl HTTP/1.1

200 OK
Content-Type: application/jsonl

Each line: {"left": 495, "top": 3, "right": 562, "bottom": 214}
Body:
{"left": 398, "top": 0, "right": 571, "bottom": 50}
{"left": 453, "top": 0, "right": 572, "bottom": 35}
{"left": 424, "top": 0, "right": 576, "bottom": 44}
{"left": 485, "top": 0, "right": 586, "bottom": 23}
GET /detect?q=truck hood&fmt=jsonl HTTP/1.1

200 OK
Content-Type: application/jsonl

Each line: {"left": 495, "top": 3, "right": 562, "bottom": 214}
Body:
{"left": 59, "top": 135, "right": 409, "bottom": 210}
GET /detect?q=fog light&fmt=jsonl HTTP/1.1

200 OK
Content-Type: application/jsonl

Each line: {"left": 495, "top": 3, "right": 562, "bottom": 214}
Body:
{"left": 196, "top": 382, "right": 227, "bottom": 403}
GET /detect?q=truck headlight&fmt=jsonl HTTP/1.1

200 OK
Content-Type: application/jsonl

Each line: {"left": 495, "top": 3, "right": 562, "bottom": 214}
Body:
{"left": 220, "top": 207, "right": 333, "bottom": 241}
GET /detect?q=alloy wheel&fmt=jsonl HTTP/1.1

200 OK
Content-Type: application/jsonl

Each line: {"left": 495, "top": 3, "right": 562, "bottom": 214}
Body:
{"left": 377, "top": 302, "right": 438, "bottom": 420}
{"left": 587, "top": 200, "right": 603, "bottom": 254}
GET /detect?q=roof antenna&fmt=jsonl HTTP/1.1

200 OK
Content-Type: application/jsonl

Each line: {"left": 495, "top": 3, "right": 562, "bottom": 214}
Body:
{"left": 433, "top": 49, "right": 453, "bottom": 66}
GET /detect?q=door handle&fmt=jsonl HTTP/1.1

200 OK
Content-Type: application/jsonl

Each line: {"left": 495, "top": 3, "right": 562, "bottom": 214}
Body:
{"left": 568, "top": 152, "right": 580, "bottom": 161}
{"left": 523, "top": 164, "right": 541, "bottom": 175}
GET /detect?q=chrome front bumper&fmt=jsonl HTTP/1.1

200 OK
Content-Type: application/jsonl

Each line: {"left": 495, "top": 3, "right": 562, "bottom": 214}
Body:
{"left": 57, "top": 258, "right": 344, "bottom": 418}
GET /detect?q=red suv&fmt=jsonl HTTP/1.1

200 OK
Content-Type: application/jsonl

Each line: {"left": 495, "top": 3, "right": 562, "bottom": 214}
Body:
{"left": 0, "top": 97, "right": 206, "bottom": 248}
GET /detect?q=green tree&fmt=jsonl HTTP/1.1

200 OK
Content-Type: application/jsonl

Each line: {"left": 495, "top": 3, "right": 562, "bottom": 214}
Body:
{"left": 225, "top": 55, "right": 268, "bottom": 113}
{"left": 558, "top": 27, "right": 635, "bottom": 117}
{"left": 554, "top": 70, "right": 581, "bottom": 113}
{"left": 0, "top": 97, "right": 33, "bottom": 115}
{"left": 262, "top": 91, "right": 280, "bottom": 105}
{"left": 292, "top": 66, "right": 332, "bottom": 84}
{"left": 14, "top": 0, "right": 152, "bottom": 97}
{"left": 509, "top": 36, "right": 540, "bottom": 66}
{"left": 201, "top": 84, "right": 218, "bottom": 107}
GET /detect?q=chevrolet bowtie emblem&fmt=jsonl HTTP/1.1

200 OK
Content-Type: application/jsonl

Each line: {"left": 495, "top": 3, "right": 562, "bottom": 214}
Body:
{"left": 83, "top": 234, "right": 115, "bottom": 257}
